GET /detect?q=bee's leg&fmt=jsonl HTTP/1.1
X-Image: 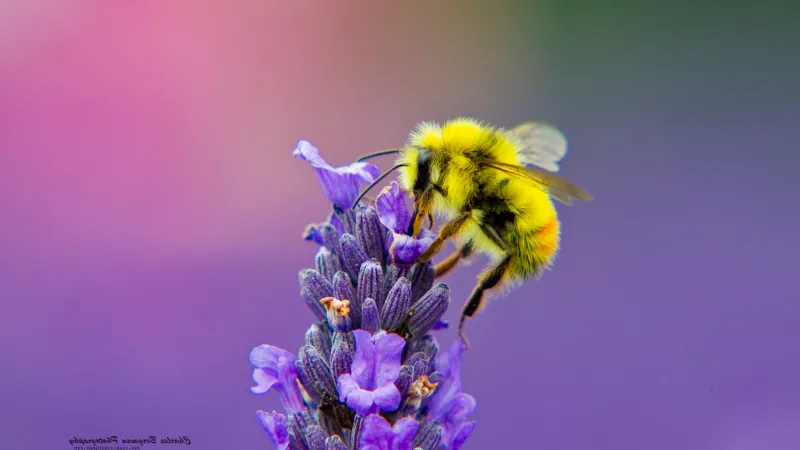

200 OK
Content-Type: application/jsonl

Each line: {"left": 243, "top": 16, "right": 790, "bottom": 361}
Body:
{"left": 458, "top": 222, "right": 511, "bottom": 347}
{"left": 434, "top": 240, "right": 474, "bottom": 277}
{"left": 427, "top": 212, "right": 435, "bottom": 230}
{"left": 416, "top": 212, "right": 470, "bottom": 264}
{"left": 459, "top": 255, "right": 512, "bottom": 348}
{"left": 408, "top": 188, "right": 435, "bottom": 237}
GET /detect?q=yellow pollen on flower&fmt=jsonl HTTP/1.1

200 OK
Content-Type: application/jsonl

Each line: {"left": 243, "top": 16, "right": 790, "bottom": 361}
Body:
{"left": 319, "top": 297, "right": 351, "bottom": 316}
{"left": 408, "top": 375, "right": 438, "bottom": 399}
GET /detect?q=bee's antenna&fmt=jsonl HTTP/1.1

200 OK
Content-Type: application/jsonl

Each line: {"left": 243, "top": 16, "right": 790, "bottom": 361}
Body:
{"left": 355, "top": 149, "right": 402, "bottom": 162}
{"left": 351, "top": 163, "right": 408, "bottom": 209}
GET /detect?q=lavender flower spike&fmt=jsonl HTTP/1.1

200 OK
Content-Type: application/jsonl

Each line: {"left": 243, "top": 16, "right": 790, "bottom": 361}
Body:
{"left": 250, "top": 147, "right": 478, "bottom": 450}
{"left": 359, "top": 414, "right": 419, "bottom": 450}
{"left": 293, "top": 139, "right": 380, "bottom": 209}
{"left": 376, "top": 181, "right": 435, "bottom": 265}
{"left": 256, "top": 411, "right": 291, "bottom": 450}
{"left": 424, "top": 339, "right": 477, "bottom": 449}
{"left": 336, "top": 330, "right": 404, "bottom": 415}
{"left": 250, "top": 345, "right": 305, "bottom": 414}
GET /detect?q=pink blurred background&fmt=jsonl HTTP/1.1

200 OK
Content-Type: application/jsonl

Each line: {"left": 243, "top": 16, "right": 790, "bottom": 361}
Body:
{"left": 2, "top": 1, "right": 799, "bottom": 449}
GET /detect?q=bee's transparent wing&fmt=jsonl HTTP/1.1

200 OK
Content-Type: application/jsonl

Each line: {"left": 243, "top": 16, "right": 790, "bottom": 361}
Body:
{"left": 486, "top": 162, "right": 593, "bottom": 206}
{"left": 510, "top": 121, "right": 568, "bottom": 172}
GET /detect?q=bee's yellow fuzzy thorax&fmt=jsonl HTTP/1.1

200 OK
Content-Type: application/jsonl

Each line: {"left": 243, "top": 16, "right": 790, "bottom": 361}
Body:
{"left": 399, "top": 118, "right": 524, "bottom": 212}
{"left": 397, "top": 118, "right": 520, "bottom": 195}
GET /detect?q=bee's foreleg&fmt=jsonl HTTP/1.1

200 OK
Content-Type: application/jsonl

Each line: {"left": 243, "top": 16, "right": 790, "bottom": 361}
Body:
{"left": 416, "top": 212, "right": 470, "bottom": 264}
{"left": 459, "top": 254, "right": 512, "bottom": 347}
{"left": 408, "top": 188, "right": 435, "bottom": 237}
{"left": 434, "top": 241, "right": 474, "bottom": 277}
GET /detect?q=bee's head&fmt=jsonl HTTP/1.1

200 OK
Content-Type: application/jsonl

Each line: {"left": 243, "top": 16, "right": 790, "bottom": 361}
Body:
{"left": 397, "top": 146, "right": 432, "bottom": 198}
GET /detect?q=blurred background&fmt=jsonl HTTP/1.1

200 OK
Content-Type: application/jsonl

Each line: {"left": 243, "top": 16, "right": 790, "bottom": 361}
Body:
{"left": 1, "top": 1, "right": 798, "bottom": 449}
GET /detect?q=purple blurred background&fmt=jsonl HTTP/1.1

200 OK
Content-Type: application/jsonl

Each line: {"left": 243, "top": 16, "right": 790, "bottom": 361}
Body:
{"left": 2, "top": 1, "right": 798, "bottom": 449}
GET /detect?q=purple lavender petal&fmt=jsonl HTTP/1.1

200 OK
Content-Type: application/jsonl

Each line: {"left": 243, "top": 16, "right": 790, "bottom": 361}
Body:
{"left": 359, "top": 414, "right": 394, "bottom": 450}
{"left": 392, "top": 418, "right": 421, "bottom": 450}
{"left": 336, "top": 373, "right": 359, "bottom": 404}
{"left": 389, "top": 229, "right": 435, "bottom": 265}
{"left": 372, "top": 331, "right": 405, "bottom": 387}
{"left": 276, "top": 359, "right": 305, "bottom": 413}
{"left": 256, "top": 411, "right": 290, "bottom": 450}
{"left": 450, "top": 421, "right": 476, "bottom": 450}
{"left": 250, "top": 344, "right": 295, "bottom": 371}
{"left": 302, "top": 223, "right": 326, "bottom": 245}
{"left": 304, "top": 212, "right": 345, "bottom": 247}
{"left": 250, "top": 345, "right": 305, "bottom": 411}
{"left": 338, "top": 385, "right": 376, "bottom": 416}
{"left": 350, "top": 330, "right": 375, "bottom": 388}
{"left": 375, "top": 182, "right": 411, "bottom": 233}
{"left": 292, "top": 140, "right": 380, "bottom": 208}
{"left": 251, "top": 369, "right": 279, "bottom": 394}
{"left": 447, "top": 392, "right": 477, "bottom": 420}
{"left": 439, "top": 338, "right": 466, "bottom": 390}
{"left": 371, "top": 383, "right": 401, "bottom": 412}
{"left": 426, "top": 338, "right": 465, "bottom": 420}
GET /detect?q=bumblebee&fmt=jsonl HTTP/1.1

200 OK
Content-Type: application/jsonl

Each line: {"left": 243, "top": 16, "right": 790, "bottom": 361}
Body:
{"left": 355, "top": 118, "right": 592, "bottom": 344}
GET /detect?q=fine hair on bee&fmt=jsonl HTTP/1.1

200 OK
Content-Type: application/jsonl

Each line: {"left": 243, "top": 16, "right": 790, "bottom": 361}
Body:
{"left": 354, "top": 117, "right": 592, "bottom": 347}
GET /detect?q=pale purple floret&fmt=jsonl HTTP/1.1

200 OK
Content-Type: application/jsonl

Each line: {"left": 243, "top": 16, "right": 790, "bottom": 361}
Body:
{"left": 256, "top": 411, "right": 290, "bottom": 450}
{"left": 359, "top": 414, "right": 419, "bottom": 450}
{"left": 250, "top": 345, "right": 305, "bottom": 414}
{"left": 375, "top": 181, "right": 435, "bottom": 264}
{"left": 292, "top": 139, "right": 380, "bottom": 209}
{"left": 424, "top": 339, "right": 477, "bottom": 449}
{"left": 303, "top": 212, "right": 345, "bottom": 246}
{"left": 336, "top": 330, "right": 404, "bottom": 415}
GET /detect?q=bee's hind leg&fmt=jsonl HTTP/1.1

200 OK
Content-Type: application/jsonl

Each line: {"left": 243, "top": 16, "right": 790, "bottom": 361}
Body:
{"left": 459, "top": 255, "right": 512, "bottom": 348}
{"left": 434, "top": 241, "right": 474, "bottom": 277}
